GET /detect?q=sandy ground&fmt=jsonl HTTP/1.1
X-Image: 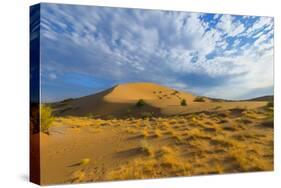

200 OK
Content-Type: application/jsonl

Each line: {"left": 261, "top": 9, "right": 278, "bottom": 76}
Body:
{"left": 40, "top": 105, "right": 273, "bottom": 185}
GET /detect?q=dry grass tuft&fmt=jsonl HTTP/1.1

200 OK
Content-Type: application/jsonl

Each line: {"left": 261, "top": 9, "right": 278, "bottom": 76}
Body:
{"left": 154, "top": 129, "right": 162, "bottom": 137}
{"left": 140, "top": 140, "right": 154, "bottom": 156}
{"left": 106, "top": 149, "right": 191, "bottom": 180}
{"left": 159, "top": 146, "right": 175, "bottom": 156}
{"left": 140, "top": 129, "right": 149, "bottom": 137}
{"left": 80, "top": 158, "right": 90, "bottom": 165}
{"left": 69, "top": 170, "right": 86, "bottom": 183}
{"left": 227, "top": 147, "right": 270, "bottom": 171}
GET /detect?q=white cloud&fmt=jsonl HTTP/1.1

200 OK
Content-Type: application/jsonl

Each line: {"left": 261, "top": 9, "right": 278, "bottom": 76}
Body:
{"left": 40, "top": 4, "right": 274, "bottom": 100}
{"left": 244, "top": 17, "right": 273, "bottom": 37}
{"left": 216, "top": 15, "right": 246, "bottom": 36}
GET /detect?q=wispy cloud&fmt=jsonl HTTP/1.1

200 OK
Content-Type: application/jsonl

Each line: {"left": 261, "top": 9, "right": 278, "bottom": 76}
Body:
{"left": 40, "top": 3, "right": 274, "bottom": 102}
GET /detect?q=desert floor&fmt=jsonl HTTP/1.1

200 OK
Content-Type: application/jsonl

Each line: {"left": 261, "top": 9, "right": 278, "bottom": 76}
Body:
{"left": 40, "top": 105, "right": 273, "bottom": 185}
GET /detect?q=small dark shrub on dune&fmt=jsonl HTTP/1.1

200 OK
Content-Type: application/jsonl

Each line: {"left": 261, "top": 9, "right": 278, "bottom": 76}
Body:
{"left": 180, "top": 99, "right": 187, "bottom": 106}
{"left": 171, "top": 90, "right": 179, "bottom": 95}
{"left": 136, "top": 99, "right": 146, "bottom": 107}
{"left": 194, "top": 96, "right": 205, "bottom": 102}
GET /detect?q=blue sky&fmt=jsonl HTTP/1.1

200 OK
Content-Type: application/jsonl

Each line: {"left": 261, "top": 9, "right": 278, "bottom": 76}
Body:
{"left": 40, "top": 3, "right": 274, "bottom": 102}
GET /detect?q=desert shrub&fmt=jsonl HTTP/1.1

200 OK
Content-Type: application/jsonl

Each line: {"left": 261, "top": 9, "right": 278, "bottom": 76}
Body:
{"left": 136, "top": 99, "right": 145, "bottom": 107}
{"left": 154, "top": 129, "right": 162, "bottom": 137}
{"left": 40, "top": 105, "right": 54, "bottom": 134}
{"left": 140, "top": 140, "right": 154, "bottom": 156}
{"left": 180, "top": 99, "right": 187, "bottom": 106}
{"left": 171, "top": 90, "right": 179, "bottom": 95}
{"left": 194, "top": 96, "right": 205, "bottom": 102}
{"left": 140, "top": 129, "right": 149, "bottom": 137}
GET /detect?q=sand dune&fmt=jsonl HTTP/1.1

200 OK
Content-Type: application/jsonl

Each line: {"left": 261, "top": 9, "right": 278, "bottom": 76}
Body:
{"left": 51, "top": 82, "right": 268, "bottom": 118}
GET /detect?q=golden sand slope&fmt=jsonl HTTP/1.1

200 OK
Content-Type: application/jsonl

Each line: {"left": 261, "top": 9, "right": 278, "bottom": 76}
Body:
{"left": 40, "top": 105, "right": 273, "bottom": 185}
{"left": 104, "top": 82, "right": 195, "bottom": 106}
{"left": 51, "top": 82, "right": 267, "bottom": 118}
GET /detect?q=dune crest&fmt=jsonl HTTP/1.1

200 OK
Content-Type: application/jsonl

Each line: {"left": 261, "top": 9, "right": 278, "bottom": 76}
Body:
{"left": 50, "top": 82, "right": 267, "bottom": 118}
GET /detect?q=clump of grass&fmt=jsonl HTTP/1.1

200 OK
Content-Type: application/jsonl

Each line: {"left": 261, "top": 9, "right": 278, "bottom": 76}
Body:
{"left": 165, "top": 128, "right": 175, "bottom": 136}
{"left": 177, "top": 119, "right": 186, "bottom": 124}
{"left": 126, "top": 128, "right": 138, "bottom": 134}
{"left": 159, "top": 146, "right": 174, "bottom": 156}
{"left": 227, "top": 147, "right": 269, "bottom": 171}
{"left": 106, "top": 158, "right": 157, "bottom": 180}
{"left": 171, "top": 90, "right": 179, "bottom": 95}
{"left": 40, "top": 105, "right": 55, "bottom": 134}
{"left": 169, "top": 119, "right": 177, "bottom": 125}
{"left": 211, "top": 135, "right": 242, "bottom": 148}
{"left": 154, "top": 129, "right": 162, "bottom": 137}
{"left": 140, "top": 129, "right": 149, "bottom": 137}
{"left": 80, "top": 158, "right": 90, "bottom": 165}
{"left": 171, "top": 134, "right": 182, "bottom": 143}
{"left": 185, "top": 128, "right": 203, "bottom": 139}
{"left": 159, "top": 122, "right": 168, "bottom": 130}
{"left": 106, "top": 153, "right": 191, "bottom": 180}
{"left": 136, "top": 99, "right": 145, "bottom": 107}
{"left": 180, "top": 99, "right": 187, "bottom": 106}
{"left": 70, "top": 170, "right": 86, "bottom": 183}
{"left": 140, "top": 140, "right": 154, "bottom": 156}
{"left": 243, "top": 110, "right": 266, "bottom": 120}
{"left": 214, "top": 163, "right": 224, "bottom": 174}
{"left": 194, "top": 96, "right": 205, "bottom": 102}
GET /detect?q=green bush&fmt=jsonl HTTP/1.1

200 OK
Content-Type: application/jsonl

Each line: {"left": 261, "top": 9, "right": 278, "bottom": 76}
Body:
{"left": 40, "top": 105, "right": 54, "bottom": 134}
{"left": 171, "top": 90, "right": 179, "bottom": 95}
{"left": 180, "top": 99, "right": 187, "bottom": 106}
{"left": 194, "top": 96, "right": 205, "bottom": 102}
{"left": 136, "top": 99, "right": 145, "bottom": 107}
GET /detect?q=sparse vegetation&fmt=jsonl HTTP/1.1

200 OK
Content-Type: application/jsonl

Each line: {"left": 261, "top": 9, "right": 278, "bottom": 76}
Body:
{"left": 140, "top": 129, "right": 149, "bottom": 137}
{"left": 171, "top": 90, "right": 179, "bottom": 95}
{"left": 40, "top": 105, "right": 55, "bottom": 134}
{"left": 80, "top": 158, "right": 90, "bottom": 165}
{"left": 194, "top": 96, "right": 205, "bottom": 102}
{"left": 154, "top": 129, "right": 162, "bottom": 137}
{"left": 180, "top": 99, "right": 187, "bottom": 106}
{"left": 136, "top": 99, "right": 146, "bottom": 107}
{"left": 41, "top": 92, "right": 273, "bottom": 184}
{"left": 140, "top": 140, "right": 154, "bottom": 156}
